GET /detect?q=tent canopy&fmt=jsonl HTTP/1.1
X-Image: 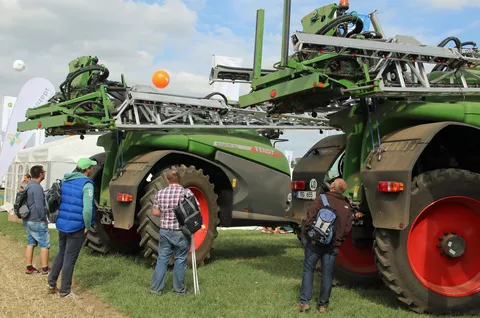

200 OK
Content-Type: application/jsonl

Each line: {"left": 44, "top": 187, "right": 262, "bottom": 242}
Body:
{"left": 3, "top": 135, "right": 105, "bottom": 209}
{"left": 14, "top": 135, "right": 104, "bottom": 164}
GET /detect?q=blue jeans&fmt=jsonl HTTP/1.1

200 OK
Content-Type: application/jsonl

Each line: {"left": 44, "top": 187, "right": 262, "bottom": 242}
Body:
{"left": 299, "top": 240, "right": 339, "bottom": 308}
{"left": 24, "top": 221, "right": 50, "bottom": 249}
{"left": 151, "top": 229, "right": 190, "bottom": 295}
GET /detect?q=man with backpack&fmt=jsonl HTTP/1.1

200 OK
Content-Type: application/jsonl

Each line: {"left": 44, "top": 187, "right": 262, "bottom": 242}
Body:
{"left": 47, "top": 158, "right": 96, "bottom": 299}
{"left": 150, "top": 168, "right": 199, "bottom": 296}
{"left": 23, "top": 165, "right": 50, "bottom": 275}
{"left": 296, "top": 178, "right": 353, "bottom": 313}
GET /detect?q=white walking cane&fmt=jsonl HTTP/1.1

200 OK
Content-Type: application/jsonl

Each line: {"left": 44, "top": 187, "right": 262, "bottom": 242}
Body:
{"left": 191, "top": 235, "right": 200, "bottom": 295}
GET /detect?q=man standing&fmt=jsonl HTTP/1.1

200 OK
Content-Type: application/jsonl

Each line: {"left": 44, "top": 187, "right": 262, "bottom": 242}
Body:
{"left": 24, "top": 165, "right": 50, "bottom": 275}
{"left": 19, "top": 173, "right": 31, "bottom": 191}
{"left": 296, "top": 178, "right": 353, "bottom": 313}
{"left": 48, "top": 158, "right": 96, "bottom": 299}
{"left": 150, "top": 168, "right": 197, "bottom": 296}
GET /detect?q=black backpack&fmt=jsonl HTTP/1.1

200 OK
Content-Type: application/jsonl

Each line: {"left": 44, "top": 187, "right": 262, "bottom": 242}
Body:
{"left": 13, "top": 186, "right": 30, "bottom": 219}
{"left": 45, "top": 179, "right": 62, "bottom": 223}
{"left": 173, "top": 192, "right": 203, "bottom": 236}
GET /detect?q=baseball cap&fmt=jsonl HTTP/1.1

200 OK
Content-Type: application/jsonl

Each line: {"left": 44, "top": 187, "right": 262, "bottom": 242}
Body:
{"left": 77, "top": 158, "right": 97, "bottom": 170}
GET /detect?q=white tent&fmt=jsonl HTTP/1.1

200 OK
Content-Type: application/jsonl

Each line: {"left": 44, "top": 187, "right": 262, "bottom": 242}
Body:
{"left": 2, "top": 135, "right": 104, "bottom": 212}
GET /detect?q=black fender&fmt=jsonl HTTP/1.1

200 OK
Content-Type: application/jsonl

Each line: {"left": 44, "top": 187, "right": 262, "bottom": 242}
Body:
{"left": 290, "top": 134, "right": 346, "bottom": 223}
{"left": 109, "top": 150, "right": 234, "bottom": 230}
{"left": 361, "top": 121, "right": 480, "bottom": 230}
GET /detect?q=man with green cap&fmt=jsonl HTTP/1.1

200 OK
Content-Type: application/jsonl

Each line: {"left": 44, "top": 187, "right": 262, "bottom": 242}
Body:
{"left": 48, "top": 158, "right": 97, "bottom": 299}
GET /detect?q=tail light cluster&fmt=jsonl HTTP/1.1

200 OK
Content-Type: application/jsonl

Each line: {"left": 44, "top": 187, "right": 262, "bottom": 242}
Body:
{"left": 117, "top": 193, "right": 133, "bottom": 202}
{"left": 377, "top": 181, "right": 404, "bottom": 193}
{"left": 290, "top": 181, "right": 305, "bottom": 190}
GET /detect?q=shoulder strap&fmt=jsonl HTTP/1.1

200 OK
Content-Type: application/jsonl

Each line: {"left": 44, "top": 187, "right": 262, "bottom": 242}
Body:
{"left": 320, "top": 193, "right": 329, "bottom": 207}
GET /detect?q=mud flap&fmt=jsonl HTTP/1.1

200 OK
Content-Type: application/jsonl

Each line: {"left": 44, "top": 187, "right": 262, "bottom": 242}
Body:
{"left": 291, "top": 134, "right": 346, "bottom": 222}
{"left": 361, "top": 121, "right": 465, "bottom": 230}
{"left": 109, "top": 150, "right": 171, "bottom": 230}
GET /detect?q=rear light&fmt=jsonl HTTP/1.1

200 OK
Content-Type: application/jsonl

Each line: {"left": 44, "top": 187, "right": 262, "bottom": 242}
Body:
{"left": 291, "top": 181, "right": 306, "bottom": 190}
{"left": 377, "top": 181, "right": 404, "bottom": 193}
{"left": 117, "top": 193, "right": 133, "bottom": 202}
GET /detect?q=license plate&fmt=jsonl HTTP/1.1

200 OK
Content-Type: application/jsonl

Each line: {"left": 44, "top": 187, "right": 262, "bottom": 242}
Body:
{"left": 295, "top": 191, "right": 316, "bottom": 200}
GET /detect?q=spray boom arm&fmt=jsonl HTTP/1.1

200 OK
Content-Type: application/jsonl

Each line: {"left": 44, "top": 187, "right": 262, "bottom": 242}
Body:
{"left": 210, "top": 0, "right": 480, "bottom": 116}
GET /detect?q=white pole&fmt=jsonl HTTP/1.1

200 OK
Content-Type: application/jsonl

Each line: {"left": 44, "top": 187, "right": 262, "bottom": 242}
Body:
{"left": 191, "top": 235, "right": 199, "bottom": 295}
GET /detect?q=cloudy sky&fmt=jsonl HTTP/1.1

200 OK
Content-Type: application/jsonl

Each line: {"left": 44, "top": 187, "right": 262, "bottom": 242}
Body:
{"left": 1, "top": 0, "right": 479, "bottom": 157}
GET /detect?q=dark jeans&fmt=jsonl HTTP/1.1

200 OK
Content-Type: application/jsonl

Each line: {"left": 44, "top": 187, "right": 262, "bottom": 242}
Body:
{"left": 47, "top": 229, "right": 85, "bottom": 296}
{"left": 151, "top": 229, "right": 190, "bottom": 295}
{"left": 299, "top": 240, "right": 339, "bottom": 308}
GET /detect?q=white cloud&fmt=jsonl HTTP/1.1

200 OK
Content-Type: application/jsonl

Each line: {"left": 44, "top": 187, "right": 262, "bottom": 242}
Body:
{"left": 0, "top": 0, "right": 200, "bottom": 97}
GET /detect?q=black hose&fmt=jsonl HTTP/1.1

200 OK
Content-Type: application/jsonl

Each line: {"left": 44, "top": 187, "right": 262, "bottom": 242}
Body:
{"left": 59, "top": 65, "right": 110, "bottom": 100}
{"left": 461, "top": 41, "right": 477, "bottom": 48}
{"left": 204, "top": 92, "right": 228, "bottom": 104}
{"left": 432, "top": 36, "right": 463, "bottom": 72}
{"left": 316, "top": 14, "right": 364, "bottom": 38}
{"left": 437, "top": 37, "right": 462, "bottom": 49}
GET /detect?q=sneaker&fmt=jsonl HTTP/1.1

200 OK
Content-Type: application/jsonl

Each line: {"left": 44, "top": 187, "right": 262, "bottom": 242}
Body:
{"left": 174, "top": 289, "right": 191, "bottom": 296}
{"left": 295, "top": 303, "right": 311, "bottom": 312}
{"left": 47, "top": 284, "right": 58, "bottom": 294}
{"left": 56, "top": 292, "right": 82, "bottom": 300}
{"left": 40, "top": 267, "right": 50, "bottom": 275}
{"left": 26, "top": 267, "right": 40, "bottom": 274}
{"left": 318, "top": 306, "right": 327, "bottom": 313}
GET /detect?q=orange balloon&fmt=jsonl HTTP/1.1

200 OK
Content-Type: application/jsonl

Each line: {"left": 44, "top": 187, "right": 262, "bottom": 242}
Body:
{"left": 152, "top": 70, "right": 170, "bottom": 88}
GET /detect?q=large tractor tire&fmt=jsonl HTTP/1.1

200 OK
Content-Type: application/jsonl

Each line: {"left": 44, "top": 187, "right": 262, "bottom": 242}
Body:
{"left": 84, "top": 161, "right": 141, "bottom": 255}
{"left": 137, "top": 164, "right": 220, "bottom": 266}
{"left": 297, "top": 219, "right": 380, "bottom": 287}
{"left": 374, "top": 169, "right": 480, "bottom": 315}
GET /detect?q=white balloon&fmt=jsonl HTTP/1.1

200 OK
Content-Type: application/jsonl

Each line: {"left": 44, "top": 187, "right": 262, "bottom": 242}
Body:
{"left": 13, "top": 60, "right": 25, "bottom": 72}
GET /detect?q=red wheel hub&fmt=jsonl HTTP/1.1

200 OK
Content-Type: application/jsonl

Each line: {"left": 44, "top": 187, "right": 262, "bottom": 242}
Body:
{"left": 407, "top": 196, "right": 480, "bottom": 297}
{"left": 188, "top": 187, "right": 209, "bottom": 252}
{"left": 336, "top": 232, "right": 377, "bottom": 274}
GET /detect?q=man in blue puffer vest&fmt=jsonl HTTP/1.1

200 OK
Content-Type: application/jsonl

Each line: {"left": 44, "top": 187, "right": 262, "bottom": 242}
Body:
{"left": 47, "top": 158, "right": 96, "bottom": 299}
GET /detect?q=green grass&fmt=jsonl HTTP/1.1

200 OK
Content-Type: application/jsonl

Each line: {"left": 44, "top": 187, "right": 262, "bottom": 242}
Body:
{"left": 0, "top": 213, "right": 451, "bottom": 318}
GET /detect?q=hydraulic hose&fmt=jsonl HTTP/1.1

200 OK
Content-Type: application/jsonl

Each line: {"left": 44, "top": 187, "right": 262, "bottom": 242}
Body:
{"left": 461, "top": 41, "right": 477, "bottom": 48}
{"left": 316, "top": 14, "right": 364, "bottom": 38}
{"left": 59, "top": 65, "right": 110, "bottom": 100}
{"left": 432, "top": 36, "right": 463, "bottom": 72}
{"left": 437, "top": 37, "right": 462, "bottom": 50}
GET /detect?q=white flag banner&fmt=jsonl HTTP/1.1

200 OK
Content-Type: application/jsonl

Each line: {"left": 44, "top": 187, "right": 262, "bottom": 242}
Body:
{"left": 2, "top": 96, "right": 17, "bottom": 134}
{"left": 212, "top": 55, "right": 243, "bottom": 102}
{"left": 0, "top": 77, "right": 56, "bottom": 181}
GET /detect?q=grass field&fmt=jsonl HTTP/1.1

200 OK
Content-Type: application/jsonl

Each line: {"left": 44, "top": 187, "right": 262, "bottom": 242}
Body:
{"left": 0, "top": 213, "right": 456, "bottom": 318}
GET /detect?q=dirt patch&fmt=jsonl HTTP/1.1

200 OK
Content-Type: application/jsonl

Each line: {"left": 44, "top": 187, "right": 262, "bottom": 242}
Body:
{"left": 0, "top": 234, "right": 129, "bottom": 318}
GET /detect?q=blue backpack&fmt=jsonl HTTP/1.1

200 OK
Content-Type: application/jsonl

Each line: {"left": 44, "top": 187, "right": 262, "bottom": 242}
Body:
{"left": 307, "top": 194, "right": 337, "bottom": 245}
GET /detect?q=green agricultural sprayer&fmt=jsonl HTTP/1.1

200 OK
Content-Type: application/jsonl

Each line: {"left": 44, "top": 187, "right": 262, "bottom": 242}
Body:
{"left": 17, "top": 0, "right": 480, "bottom": 314}
{"left": 209, "top": 0, "right": 480, "bottom": 315}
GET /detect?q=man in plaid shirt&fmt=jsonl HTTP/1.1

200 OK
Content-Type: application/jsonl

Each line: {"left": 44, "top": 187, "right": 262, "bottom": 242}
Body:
{"left": 150, "top": 168, "right": 198, "bottom": 296}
